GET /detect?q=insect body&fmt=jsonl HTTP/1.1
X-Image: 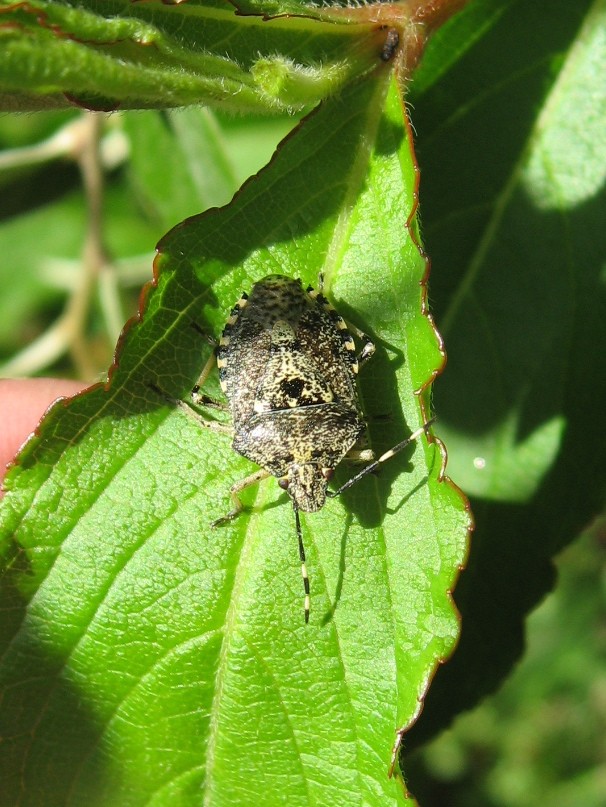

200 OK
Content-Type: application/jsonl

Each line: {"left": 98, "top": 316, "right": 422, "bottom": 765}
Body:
{"left": 217, "top": 274, "right": 370, "bottom": 514}
{"left": 380, "top": 27, "right": 400, "bottom": 63}
{"left": 185, "top": 274, "right": 432, "bottom": 623}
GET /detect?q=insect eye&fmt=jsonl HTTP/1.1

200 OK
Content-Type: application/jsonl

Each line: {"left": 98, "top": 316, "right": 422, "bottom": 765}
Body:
{"left": 322, "top": 468, "right": 334, "bottom": 481}
{"left": 278, "top": 478, "right": 289, "bottom": 490}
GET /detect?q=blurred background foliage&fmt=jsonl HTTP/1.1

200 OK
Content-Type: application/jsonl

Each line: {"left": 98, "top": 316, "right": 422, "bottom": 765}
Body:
{"left": 0, "top": 108, "right": 296, "bottom": 379}
{"left": 406, "top": 521, "right": 606, "bottom": 806}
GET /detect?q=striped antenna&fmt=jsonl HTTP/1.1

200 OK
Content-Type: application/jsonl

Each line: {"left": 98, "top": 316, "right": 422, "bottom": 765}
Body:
{"left": 327, "top": 417, "right": 437, "bottom": 499}
{"left": 294, "top": 507, "right": 310, "bottom": 624}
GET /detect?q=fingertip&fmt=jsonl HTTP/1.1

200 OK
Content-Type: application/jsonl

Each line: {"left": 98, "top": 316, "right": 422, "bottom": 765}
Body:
{"left": 0, "top": 378, "right": 86, "bottom": 481}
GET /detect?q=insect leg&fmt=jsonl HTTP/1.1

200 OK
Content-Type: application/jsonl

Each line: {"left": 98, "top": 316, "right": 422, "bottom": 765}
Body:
{"left": 193, "top": 348, "right": 217, "bottom": 389}
{"left": 191, "top": 391, "right": 229, "bottom": 410}
{"left": 342, "top": 319, "right": 375, "bottom": 367}
{"left": 177, "top": 400, "right": 233, "bottom": 434}
{"left": 149, "top": 383, "right": 233, "bottom": 435}
{"left": 326, "top": 418, "right": 436, "bottom": 498}
{"left": 294, "top": 507, "right": 311, "bottom": 624}
{"left": 212, "top": 468, "right": 271, "bottom": 527}
{"left": 345, "top": 446, "right": 375, "bottom": 463}
{"left": 191, "top": 347, "right": 228, "bottom": 410}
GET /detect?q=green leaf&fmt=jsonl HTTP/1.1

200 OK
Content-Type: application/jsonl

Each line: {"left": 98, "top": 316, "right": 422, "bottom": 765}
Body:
{"left": 123, "top": 109, "right": 300, "bottom": 231}
{"left": 0, "top": 0, "right": 385, "bottom": 112}
{"left": 124, "top": 108, "right": 240, "bottom": 229}
{"left": 403, "top": 0, "right": 606, "bottom": 746}
{"left": 0, "top": 75, "right": 468, "bottom": 804}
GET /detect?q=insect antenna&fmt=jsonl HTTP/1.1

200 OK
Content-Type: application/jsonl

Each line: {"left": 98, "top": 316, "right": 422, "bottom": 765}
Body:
{"left": 327, "top": 417, "right": 437, "bottom": 499}
{"left": 294, "top": 506, "right": 310, "bottom": 624}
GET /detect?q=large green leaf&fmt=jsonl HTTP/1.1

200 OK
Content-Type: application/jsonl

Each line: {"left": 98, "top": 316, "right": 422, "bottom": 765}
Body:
{"left": 402, "top": 0, "right": 606, "bottom": 747}
{"left": 0, "top": 74, "right": 469, "bottom": 805}
{"left": 0, "top": 0, "right": 387, "bottom": 112}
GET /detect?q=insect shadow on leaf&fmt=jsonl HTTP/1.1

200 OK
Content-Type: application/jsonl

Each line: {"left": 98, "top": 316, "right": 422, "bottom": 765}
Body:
{"left": 151, "top": 275, "right": 434, "bottom": 623}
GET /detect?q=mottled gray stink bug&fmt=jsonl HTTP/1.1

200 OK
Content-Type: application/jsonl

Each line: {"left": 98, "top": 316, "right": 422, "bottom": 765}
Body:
{"left": 164, "top": 274, "right": 433, "bottom": 623}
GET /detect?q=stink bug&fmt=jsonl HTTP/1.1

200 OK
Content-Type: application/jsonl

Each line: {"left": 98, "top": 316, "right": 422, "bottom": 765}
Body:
{"left": 161, "top": 274, "right": 433, "bottom": 623}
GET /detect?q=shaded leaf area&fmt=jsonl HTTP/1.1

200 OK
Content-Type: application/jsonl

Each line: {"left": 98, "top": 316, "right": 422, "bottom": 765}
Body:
{"left": 406, "top": 522, "right": 606, "bottom": 806}
{"left": 0, "top": 76, "right": 468, "bottom": 806}
{"left": 403, "top": 0, "right": 606, "bottom": 748}
{"left": 0, "top": 0, "right": 386, "bottom": 112}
